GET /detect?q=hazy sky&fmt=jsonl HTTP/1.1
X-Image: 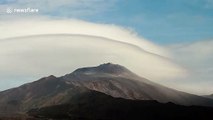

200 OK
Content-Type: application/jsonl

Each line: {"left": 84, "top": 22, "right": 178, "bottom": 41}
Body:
{"left": 0, "top": 0, "right": 213, "bottom": 95}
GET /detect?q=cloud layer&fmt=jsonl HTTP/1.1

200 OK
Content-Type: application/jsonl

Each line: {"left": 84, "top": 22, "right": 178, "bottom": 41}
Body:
{"left": 0, "top": 34, "right": 185, "bottom": 80}
{"left": 1, "top": 18, "right": 212, "bottom": 95}
{"left": 0, "top": 18, "right": 170, "bottom": 57}
{"left": 0, "top": 19, "right": 187, "bottom": 91}
{"left": 166, "top": 40, "right": 213, "bottom": 95}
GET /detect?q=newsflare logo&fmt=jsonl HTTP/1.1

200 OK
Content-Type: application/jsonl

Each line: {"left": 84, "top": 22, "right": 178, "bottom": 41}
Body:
{"left": 6, "top": 8, "right": 13, "bottom": 14}
{"left": 6, "top": 7, "right": 39, "bottom": 14}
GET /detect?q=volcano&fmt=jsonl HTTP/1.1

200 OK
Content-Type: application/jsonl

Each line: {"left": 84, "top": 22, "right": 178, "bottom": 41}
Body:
{"left": 0, "top": 63, "right": 213, "bottom": 119}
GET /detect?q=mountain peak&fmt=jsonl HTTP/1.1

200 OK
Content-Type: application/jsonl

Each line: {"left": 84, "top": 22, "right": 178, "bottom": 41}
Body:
{"left": 41, "top": 75, "right": 57, "bottom": 81}
{"left": 98, "top": 62, "right": 124, "bottom": 69}
{"left": 46, "top": 75, "right": 56, "bottom": 79}
{"left": 71, "top": 63, "right": 130, "bottom": 75}
{"left": 98, "top": 62, "right": 117, "bottom": 66}
{"left": 96, "top": 63, "right": 128, "bottom": 74}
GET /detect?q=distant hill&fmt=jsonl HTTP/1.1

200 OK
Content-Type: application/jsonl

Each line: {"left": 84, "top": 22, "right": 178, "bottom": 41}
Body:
{"left": 203, "top": 94, "right": 213, "bottom": 99}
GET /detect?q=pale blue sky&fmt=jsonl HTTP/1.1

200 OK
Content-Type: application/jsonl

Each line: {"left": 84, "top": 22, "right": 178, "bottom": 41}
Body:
{"left": 1, "top": 0, "right": 213, "bottom": 44}
{"left": 97, "top": 0, "right": 213, "bottom": 44}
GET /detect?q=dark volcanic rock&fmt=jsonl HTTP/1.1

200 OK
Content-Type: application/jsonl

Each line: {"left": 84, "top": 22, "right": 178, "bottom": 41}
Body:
{"left": 27, "top": 90, "right": 213, "bottom": 120}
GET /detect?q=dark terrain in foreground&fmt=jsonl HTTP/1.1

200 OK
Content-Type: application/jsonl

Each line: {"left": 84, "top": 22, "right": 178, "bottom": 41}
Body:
{"left": 1, "top": 90, "right": 213, "bottom": 120}
{"left": 26, "top": 90, "right": 213, "bottom": 120}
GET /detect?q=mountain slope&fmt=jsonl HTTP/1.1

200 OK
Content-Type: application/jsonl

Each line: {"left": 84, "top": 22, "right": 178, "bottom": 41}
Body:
{"left": 61, "top": 63, "right": 213, "bottom": 106}
{"left": 27, "top": 90, "right": 213, "bottom": 120}
{"left": 204, "top": 94, "right": 213, "bottom": 99}
{"left": 209, "top": 94, "right": 213, "bottom": 99}
{"left": 0, "top": 63, "right": 213, "bottom": 113}
{"left": 0, "top": 76, "right": 89, "bottom": 112}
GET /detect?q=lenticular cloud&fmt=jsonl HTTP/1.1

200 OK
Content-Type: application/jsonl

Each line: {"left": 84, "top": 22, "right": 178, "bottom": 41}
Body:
{"left": 0, "top": 19, "right": 187, "bottom": 90}
{"left": 0, "top": 34, "right": 186, "bottom": 81}
{"left": 0, "top": 19, "right": 169, "bottom": 57}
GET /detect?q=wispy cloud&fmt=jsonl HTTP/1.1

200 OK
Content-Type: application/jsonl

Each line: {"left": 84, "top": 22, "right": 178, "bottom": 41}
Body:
{"left": 166, "top": 40, "right": 213, "bottom": 94}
